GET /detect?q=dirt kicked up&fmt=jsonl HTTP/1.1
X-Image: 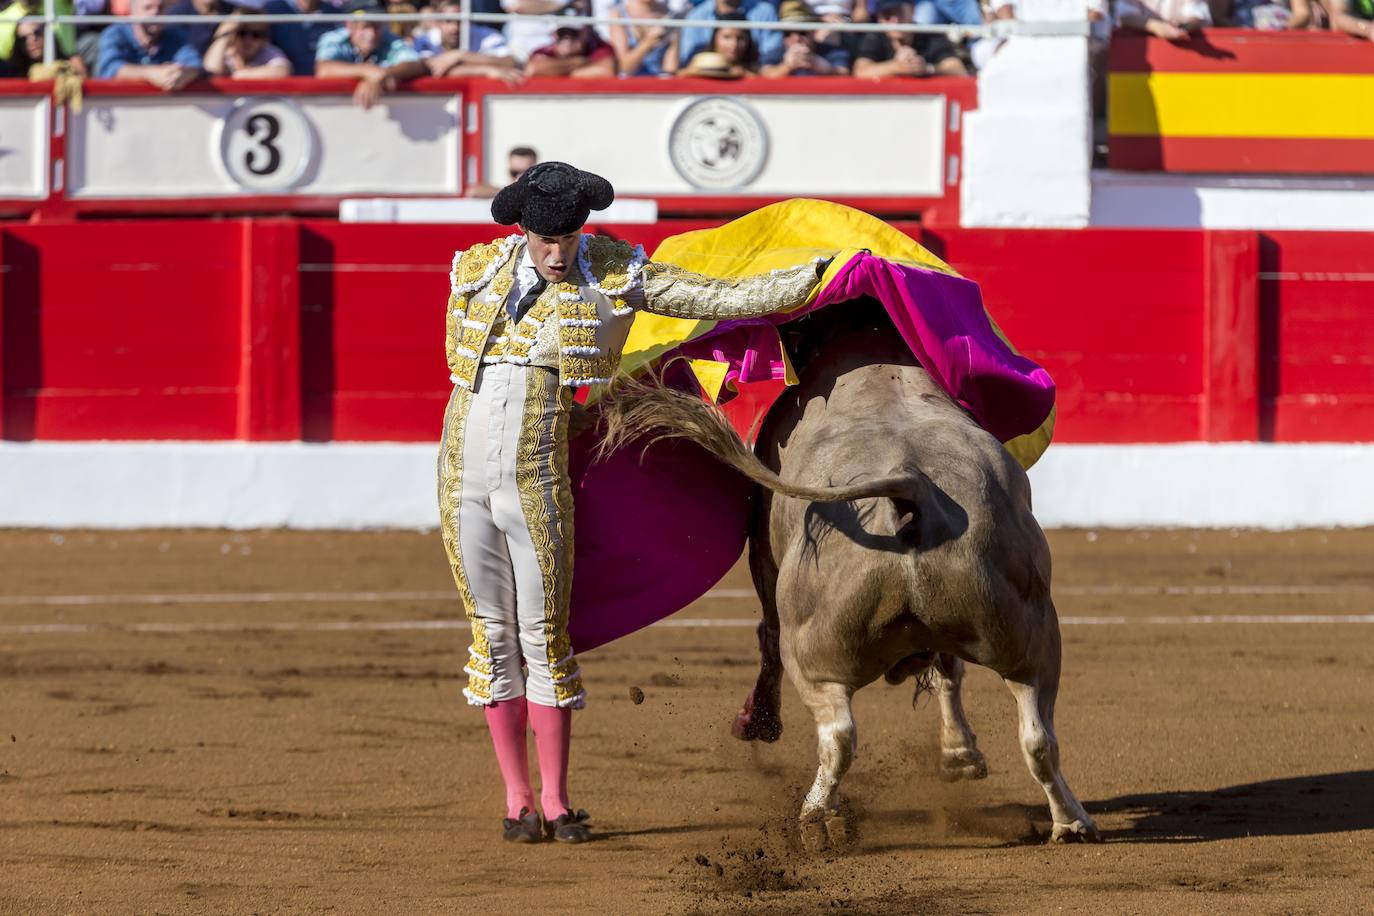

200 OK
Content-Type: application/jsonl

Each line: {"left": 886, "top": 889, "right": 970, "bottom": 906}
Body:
{"left": 1, "top": 529, "right": 1372, "bottom": 914}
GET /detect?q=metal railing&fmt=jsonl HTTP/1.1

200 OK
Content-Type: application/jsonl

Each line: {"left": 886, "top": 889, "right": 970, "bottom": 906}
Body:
{"left": 18, "top": 1, "right": 1088, "bottom": 66}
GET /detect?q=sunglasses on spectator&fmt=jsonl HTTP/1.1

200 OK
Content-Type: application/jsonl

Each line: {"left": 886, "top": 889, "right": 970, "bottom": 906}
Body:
{"left": 237, "top": 28, "right": 268, "bottom": 39}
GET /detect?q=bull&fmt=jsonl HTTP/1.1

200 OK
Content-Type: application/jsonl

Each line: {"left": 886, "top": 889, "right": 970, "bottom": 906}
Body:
{"left": 599, "top": 301, "right": 1099, "bottom": 851}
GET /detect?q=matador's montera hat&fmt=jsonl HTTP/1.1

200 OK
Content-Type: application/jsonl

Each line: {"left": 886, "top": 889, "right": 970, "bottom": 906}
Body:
{"left": 491, "top": 162, "right": 615, "bottom": 236}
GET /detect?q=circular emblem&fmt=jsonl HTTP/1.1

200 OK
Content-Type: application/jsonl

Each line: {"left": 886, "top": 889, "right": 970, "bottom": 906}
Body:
{"left": 216, "top": 97, "right": 317, "bottom": 193}
{"left": 668, "top": 97, "right": 768, "bottom": 191}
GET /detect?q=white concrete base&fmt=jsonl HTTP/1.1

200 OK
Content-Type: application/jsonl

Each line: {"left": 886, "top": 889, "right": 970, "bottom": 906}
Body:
{"left": 1026, "top": 443, "right": 1374, "bottom": 529}
{"left": 1089, "top": 170, "right": 1374, "bottom": 232}
{"left": 1, "top": 442, "right": 1372, "bottom": 530}
{"left": 339, "top": 197, "right": 659, "bottom": 225}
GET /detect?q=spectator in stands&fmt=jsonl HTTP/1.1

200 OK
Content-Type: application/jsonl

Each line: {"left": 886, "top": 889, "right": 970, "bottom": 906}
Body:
{"left": 911, "top": 0, "right": 981, "bottom": 29}
{"left": 0, "top": 18, "right": 41, "bottom": 76}
{"left": 852, "top": 0, "right": 965, "bottom": 76}
{"left": 316, "top": 8, "right": 429, "bottom": 108}
{"left": 165, "top": 0, "right": 244, "bottom": 57}
{"left": 204, "top": 13, "right": 293, "bottom": 75}
{"left": 680, "top": 0, "right": 784, "bottom": 69}
{"left": 73, "top": 0, "right": 114, "bottom": 75}
{"left": 1115, "top": 0, "right": 1210, "bottom": 38}
{"left": 423, "top": 0, "right": 521, "bottom": 79}
{"left": 1323, "top": 0, "right": 1369, "bottom": 36}
{"left": 761, "top": 1, "right": 849, "bottom": 76}
{"left": 266, "top": 0, "right": 338, "bottom": 75}
{"left": 678, "top": 14, "right": 757, "bottom": 74}
{"left": 524, "top": 10, "right": 617, "bottom": 75}
{"left": 501, "top": 0, "right": 568, "bottom": 64}
{"left": 810, "top": 0, "right": 871, "bottom": 62}
{"left": 466, "top": 144, "right": 538, "bottom": 196}
{"left": 97, "top": 0, "right": 205, "bottom": 87}
{"left": 1, "top": 0, "right": 78, "bottom": 72}
{"left": 607, "top": 0, "right": 679, "bottom": 76}
{"left": 1231, "top": 0, "right": 1313, "bottom": 29}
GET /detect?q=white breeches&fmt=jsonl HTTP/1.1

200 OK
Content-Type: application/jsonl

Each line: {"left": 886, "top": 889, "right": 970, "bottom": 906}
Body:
{"left": 437, "top": 363, "right": 584, "bottom": 709}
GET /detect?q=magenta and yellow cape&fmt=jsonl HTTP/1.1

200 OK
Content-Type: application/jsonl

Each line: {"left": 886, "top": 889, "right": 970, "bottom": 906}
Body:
{"left": 565, "top": 200, "right": 1055, "bottom": 652}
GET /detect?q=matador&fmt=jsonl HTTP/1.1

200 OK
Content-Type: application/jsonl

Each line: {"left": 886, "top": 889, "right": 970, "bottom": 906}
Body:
{"left": 437, "top": 162, "right": 824, "bottom": 844}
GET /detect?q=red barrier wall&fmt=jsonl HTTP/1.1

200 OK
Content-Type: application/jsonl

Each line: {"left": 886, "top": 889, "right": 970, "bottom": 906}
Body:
{"left": 2, "top": 219, "right": 1371, "bottom": 444}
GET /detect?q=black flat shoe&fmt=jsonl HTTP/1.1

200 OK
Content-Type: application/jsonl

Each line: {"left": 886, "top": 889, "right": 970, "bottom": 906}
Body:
{"left": 502, "top": 807, "right": 543, "bottom": 843}
{"left": 546, "top": 809, "right": 591, "bottom": 844}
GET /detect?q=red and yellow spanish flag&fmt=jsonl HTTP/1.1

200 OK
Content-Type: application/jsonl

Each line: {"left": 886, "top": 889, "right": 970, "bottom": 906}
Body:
{"left": 1108, "top": 30, "right": 1374, "bottom": 174}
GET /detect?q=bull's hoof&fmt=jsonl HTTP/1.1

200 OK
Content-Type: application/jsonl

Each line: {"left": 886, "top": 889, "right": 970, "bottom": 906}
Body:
{"left": 731, "top": 693, "right": 782, "bottom": 743}
{"left": 1050, "top": 818, "right": 1101, "bottom": 844}
{"left": 799, "top": 811, "right": 855, "bottom": 854}
{"left": 938, "top": 747, "right": 989, "bottom": 782}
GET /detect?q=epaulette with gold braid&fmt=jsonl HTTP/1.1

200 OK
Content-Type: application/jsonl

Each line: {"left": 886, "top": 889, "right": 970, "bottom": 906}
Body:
{"left": 578, "top": 235, "right": 647, "bottom": 297}
{"left": 451, "top": 234, "right": 522, "bottom": 297}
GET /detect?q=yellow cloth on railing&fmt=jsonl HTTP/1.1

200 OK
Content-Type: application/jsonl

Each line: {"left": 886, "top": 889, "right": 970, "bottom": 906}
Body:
{"left": 29, "top": 60, "right": 84, "bottom": 113}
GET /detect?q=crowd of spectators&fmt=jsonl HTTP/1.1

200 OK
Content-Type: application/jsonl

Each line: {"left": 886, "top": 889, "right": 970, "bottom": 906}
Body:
{"left": 0, "top": 0, "right": 1370, "bottom": 89}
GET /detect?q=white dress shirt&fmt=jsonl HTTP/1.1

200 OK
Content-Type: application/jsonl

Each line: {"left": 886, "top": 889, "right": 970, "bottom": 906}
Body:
{"left": 507, "top": 248, "right": 543, "bottom": 319}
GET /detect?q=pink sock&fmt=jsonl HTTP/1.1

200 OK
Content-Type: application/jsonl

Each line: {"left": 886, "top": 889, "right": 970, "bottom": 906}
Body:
{"left": 484, "top": 700, "right": 535, "bottom": 819}
{"left": 527, "top": 700, "right": 573, "bottom": 820}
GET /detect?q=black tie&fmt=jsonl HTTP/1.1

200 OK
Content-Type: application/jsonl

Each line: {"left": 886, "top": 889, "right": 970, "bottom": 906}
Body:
{"left": 510, "top": 274, "right": 547, "bottom": 323}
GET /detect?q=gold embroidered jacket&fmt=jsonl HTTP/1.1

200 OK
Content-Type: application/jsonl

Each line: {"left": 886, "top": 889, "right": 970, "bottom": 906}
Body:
{"left": 445, "top": 234, "right": 822, "bottom": 390}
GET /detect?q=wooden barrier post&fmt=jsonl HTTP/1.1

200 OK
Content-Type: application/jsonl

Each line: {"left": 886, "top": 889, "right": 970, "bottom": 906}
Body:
{"left": 237, "top": 219, "right": 302, "bottom": 440}
{"left": 1201, "top": 230, "right": 1260, "bottom": 442}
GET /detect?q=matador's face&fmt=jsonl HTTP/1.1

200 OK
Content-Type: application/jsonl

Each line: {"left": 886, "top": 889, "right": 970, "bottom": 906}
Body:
{"left": 523, "top": 229, "right": 581, "bottom": 284}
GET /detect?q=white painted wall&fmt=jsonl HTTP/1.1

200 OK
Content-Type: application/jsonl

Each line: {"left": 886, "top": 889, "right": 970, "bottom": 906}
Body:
{"left": 483, "top": 94, "right": 947, "bottom": 196}
{"left": 1090, "top": 170, "right": 1374, "bottom": 231}
{"left": 68, "top": 95, "right": 461, "bottom": 199}
{"left": 0, "top": 96, "right": 49, "bottom": 200}
{"left": 961, "top": 0, "right": 1092, "bottom": 228}
{"left": 1, "top": 442, "right": 1370, "bottom": 530}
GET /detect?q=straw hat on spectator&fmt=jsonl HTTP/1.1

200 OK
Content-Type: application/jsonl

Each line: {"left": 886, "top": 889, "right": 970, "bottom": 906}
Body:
{"left": 679, "top": 50, "right": 744, "bottom": 79}
{"left": 778, "top": 0, "right": 818, "bottom": 20}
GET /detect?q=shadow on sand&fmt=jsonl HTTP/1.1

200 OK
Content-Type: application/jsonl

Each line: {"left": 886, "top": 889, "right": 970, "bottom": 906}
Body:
{"left": 1090, "top": 769, "right": 1374, "bottom": 843}
{"left": 859, "top": 771, "right": 1374, "bottom": 852}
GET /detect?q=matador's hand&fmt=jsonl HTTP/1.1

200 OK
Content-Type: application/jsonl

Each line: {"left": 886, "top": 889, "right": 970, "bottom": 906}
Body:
{"left": 569, "top": 402, "right": 599, "bottom": 440}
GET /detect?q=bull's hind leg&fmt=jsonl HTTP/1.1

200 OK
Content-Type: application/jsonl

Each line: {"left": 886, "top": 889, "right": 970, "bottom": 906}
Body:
{"left": 794, "top": 678, "right": 858, "bottom": 852}
{"left": 733, "top": 530, "right": 784, "bottom": 742}
{"left": 932, "top": 655, "right": 988, "bottom": 782}
{"left": 1002, "top": 628, "right": 1099, "bottom": 842}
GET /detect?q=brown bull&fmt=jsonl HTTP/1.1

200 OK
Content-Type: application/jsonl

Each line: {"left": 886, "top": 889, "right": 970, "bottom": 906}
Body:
{"left": 599, "top": 302, "right": 1099, "bottom": 851}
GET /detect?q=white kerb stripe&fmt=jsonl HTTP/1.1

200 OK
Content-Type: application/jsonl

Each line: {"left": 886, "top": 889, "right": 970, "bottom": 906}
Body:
{"left": 4, "top": 614, "right": 1374, "bottom": 636}
{"left": 0, "top": 583, "right": 1367, "bottom": 609}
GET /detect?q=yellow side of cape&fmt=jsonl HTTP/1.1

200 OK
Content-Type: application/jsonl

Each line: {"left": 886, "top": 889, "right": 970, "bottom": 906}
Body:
{"left": 619, "top": 199, "right": 1054, "bottom": 469}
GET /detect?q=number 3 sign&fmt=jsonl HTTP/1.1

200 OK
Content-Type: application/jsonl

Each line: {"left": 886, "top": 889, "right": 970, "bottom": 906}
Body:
{"left": 217, "top": 97, "right": 317, "bottom": 192}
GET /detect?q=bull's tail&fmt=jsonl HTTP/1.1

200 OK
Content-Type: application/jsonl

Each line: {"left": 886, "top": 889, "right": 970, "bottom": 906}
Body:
{"left": 595, "top": 372, "right": 928, "bottom": 507}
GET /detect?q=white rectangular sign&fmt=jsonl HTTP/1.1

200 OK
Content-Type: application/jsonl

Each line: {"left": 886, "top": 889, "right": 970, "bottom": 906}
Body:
{"left": 67, "top": 94, "right": 461, "bottom": 199}
{"left": 0, "top": 97, "right": 50, "bottom": 200}
{"left": 482, "top": 93, "right": 946, "bottom": 197}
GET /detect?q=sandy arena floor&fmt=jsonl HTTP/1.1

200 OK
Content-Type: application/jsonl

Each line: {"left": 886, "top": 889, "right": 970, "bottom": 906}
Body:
{"left": 1, "top": 528, "right": 1372, "bottom": 914}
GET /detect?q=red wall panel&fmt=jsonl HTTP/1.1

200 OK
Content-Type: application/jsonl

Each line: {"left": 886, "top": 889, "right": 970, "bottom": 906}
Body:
{"left": 927, "top": 227, "right": 1207, "bottom": 443}
{"left": 2, "top": 222, "right": 241, "bottom": 440}
{"left": 295, "top": 220, "right": 728, "bottom": 441}
{"left": 4, "top": 218, "right": 1373, "bottom": 445}
{"left": 1259, "top": 231, "right": 1374, "bottom": 441}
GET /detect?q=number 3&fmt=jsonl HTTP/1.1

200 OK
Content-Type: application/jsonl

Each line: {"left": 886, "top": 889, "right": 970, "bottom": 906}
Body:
{"left": 244, "top": 113, "right": 282, "bottom": 176}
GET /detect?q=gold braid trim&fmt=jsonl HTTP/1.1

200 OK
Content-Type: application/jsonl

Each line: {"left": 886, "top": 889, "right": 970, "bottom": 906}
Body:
{"left": 448, "top": 260, "right": 515, "bottom": 385}
{"left": 639, "top": 257, "right": 824, "bottom": 321}
{"left": 451, "top": 235, "right": 520, "bottom": 296}
{"left": 582, "top": 236, "right": 639, "bottom": 294}
{"left": 516, "top": 370, "right": 583, "bottom": 706}
{"left": 436, "top": 387, "right": 493, "bottom": 705}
